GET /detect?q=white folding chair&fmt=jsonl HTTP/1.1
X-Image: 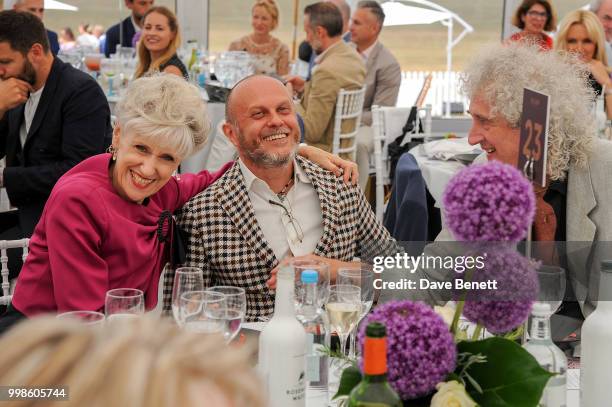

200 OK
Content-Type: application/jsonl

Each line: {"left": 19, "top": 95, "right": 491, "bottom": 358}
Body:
{"left": 371, "top": 105, "right": 433, "bottom": 222}
{"left": 332, "top": 86, "right": 367, "bottom": 161}
{"left": 0, "top": 239, "right": 29, "bottom": 306}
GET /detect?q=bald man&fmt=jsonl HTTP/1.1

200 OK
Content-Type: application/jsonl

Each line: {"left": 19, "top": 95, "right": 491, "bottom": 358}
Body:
{"left": 176, "top": 75, "right": 394, "bottom": 320}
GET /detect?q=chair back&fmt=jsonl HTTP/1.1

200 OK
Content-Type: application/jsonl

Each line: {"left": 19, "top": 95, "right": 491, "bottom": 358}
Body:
{"left": 332, "top": 86, "right": 366, "bottom": 161}
{"left": 0, "top": 239, "right": 29, "bottom": 306}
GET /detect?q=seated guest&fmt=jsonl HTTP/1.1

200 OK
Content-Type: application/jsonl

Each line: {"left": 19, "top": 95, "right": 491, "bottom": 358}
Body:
{"left": 59, "top": 27, "right": 77, "bottom": 52}
{"left": 0, "top": 74, "right": 357, "bottom": 333}
{"left": 0, "top": 11, "right": 110, "bottom": 253}
{"left": 12, "top": 0, "right": 59, "bottom": 55}
{"left": 285, "top": 2, "right": 365, "bottom": 153}
{"left": 506, "top": 0, "right": 557, "bottom": 50}
{"left": 134, "top": 6, "right": 188, "bottom": 80}
{"left": 229, "top": 0, "right": 289, "bottom": 76}
{"left": 382, "top": 44, "right": 612, "bottom": 327}
{"left": 105, "top": 0, "right": 154, "bottom": 57}
{"left": 0, "top": 317, "right": 265, "bottom": 407}
{"left": 555, "top": 9, "right": 612, "bottom": 118}
{"left": 176, "top": 75, "right": 395, "bottom": 321}
{"left": 350, "top": 0, "right": 402, "bottom": 189}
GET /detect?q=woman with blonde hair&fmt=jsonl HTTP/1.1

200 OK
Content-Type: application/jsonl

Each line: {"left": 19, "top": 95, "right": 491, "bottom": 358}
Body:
{"left": 507, "top": 0, "right": 557, "bottom": 50}
{"left": 229, "top": 0, "right": 289, "bottom": 75}
{"left": 135, "top": 6, "right": 188, "bottom": 80}
{"left": 0, "top": 317, "right": 266, "bottom": 407}
{"left": 555, "top": 9, "right": 612, "bottom": 118}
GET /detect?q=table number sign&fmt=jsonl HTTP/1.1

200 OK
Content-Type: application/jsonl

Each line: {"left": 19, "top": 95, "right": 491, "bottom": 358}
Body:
{"left": 518, "top": 88, "right": 550, "bottom": 187}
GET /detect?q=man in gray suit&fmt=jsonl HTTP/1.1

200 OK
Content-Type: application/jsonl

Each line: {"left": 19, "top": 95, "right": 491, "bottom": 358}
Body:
{"left": 350, "top": 1, "right": 402, "bottom": 189}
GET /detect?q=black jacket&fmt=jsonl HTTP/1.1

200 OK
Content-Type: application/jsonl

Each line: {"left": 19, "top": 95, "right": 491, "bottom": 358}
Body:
{"left": 0, "top": 57, "right": 111, "bottom": 235}
{"left": 104, "top": 16, "right": 136, "bottom": 57}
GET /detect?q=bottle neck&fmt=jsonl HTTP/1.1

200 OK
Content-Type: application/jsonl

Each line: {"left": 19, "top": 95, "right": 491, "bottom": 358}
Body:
{"left": 363, "top": 336, "right": 388, "bottom": 378}
{"left": 274, "top": 270, "right": 296, "bottom": 318}
{"left": 529, "top": 314, "right": 552, "bottom": 342}
{"left": 303, "top": 282, "right": 318, "bottom": 308}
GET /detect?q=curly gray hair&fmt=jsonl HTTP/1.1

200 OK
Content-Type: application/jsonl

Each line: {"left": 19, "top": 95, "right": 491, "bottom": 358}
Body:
{"left": 116, "top": 74, "right": 210, "bottom": 160}
{"left": 461, "top": 43, "right": 595, "bottom": 181}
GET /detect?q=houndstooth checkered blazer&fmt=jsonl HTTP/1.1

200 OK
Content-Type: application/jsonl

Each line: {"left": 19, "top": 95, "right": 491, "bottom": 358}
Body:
{"left": 168, "top": 156, "right": 396, "bottom": 321}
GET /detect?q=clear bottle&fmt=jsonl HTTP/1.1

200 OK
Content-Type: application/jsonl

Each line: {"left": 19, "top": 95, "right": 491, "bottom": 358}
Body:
{"left": 296, "top": 269, "right": 329, "bottom": 407}
{"left": 258, "top": 265, "right": 306, "bottom": 407}
{"left": 348, "top": 322, "right": 402, "bottom": 407}
{"left": 581, "top": 260, "right": 612, "bottom": 407}
{"left": 523, "top": 303, "right": 567, "bottom": 407}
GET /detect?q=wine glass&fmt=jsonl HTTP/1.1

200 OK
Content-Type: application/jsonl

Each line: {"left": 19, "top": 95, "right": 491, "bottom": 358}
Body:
{"left": 337, "top": 267, "right": 374, "bottom": 358}
{"left": 57, "top": 310, "right": 105, "bottom": 326}
{"left": 105, "top": 288, "right": 144, "bottom": 322}
{"left": 292, "top": 259, "right": 330, "bottom": 310}
{"left": 180, "top": 290, "right": 226, "bottom": 335}
{"left": 100, "top": 58, "right": 120, "bottom": 97}
{"left": 171, "top": 266, "right": 204, "bottom": 326}
{"left": 536, "top": 265, "right": 566, "bottom": 317}
{"left": 208, "top": 286, "right": 246, "bottom": 342}
{"left": 326, "top": 284, "right": 361, "bottom": 358}
{"left": 84, "top": 53, "right": 102, "bottom": 78}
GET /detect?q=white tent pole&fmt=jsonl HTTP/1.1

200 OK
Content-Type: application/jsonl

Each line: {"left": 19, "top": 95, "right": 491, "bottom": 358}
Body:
{"left": 446, "top": 17, "right": 452, "bottom": 118}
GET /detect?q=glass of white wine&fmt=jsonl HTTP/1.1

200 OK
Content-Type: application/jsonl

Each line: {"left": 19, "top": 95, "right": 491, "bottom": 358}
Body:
{"left": 171, "top": 266, "right": 204, "bottom": 327}
{"left": 337, "top": 267, "right": 374, "bottom": 358}
{"left": 326, "top": 284, "right": 362, "bottom": 358}
{"left": 180, "top": 290, "right": 226, "bottom": 335}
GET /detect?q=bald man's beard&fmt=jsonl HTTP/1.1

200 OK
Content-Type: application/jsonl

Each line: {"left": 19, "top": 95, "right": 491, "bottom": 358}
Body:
{"left": 236, "top": 128, "right": 299, "bottom": 169}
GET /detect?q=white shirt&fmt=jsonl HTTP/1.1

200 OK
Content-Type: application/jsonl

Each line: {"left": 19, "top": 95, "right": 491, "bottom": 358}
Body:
{"left": 314, "top": 40, "right": 344, "bottom": 65}
{"left": 359, "top": 41, "right": 377, "bottom": 62}
{"left": 238, "top": 159, "right": 324, "bottom": 261}
{"left": 131, "top": 15, "right": 141, "bottom": 33}
{"left": 19, "top": 85, "right": 45, "bottom": 148}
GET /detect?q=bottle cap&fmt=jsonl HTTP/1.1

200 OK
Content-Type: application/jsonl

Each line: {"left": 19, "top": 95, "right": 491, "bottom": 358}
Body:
{"left": 531, "top": 302, "right": 551, "bottom": 317}
{"left": 602, "top": 260, "right": 612, "bottom": 272}
{"left": 301, "top": 269, "right": 318, "bottom": 284}
{"left": 365, "top": 322, "right": 386, "bottom": 338}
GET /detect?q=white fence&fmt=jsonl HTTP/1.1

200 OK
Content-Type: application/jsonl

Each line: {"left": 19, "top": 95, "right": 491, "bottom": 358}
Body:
{"left": 397, "top": 71, "right": 469, "bottom": 117}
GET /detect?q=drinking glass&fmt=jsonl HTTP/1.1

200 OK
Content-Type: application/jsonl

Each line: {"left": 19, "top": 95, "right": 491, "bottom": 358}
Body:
{"left": 326, "top": 284, "right": 361, "bottom": 357}
{"left": 57, "top": 310, "right": 105, "bottom": 326}
{"left": 337, "top": 267, "right": 374, "bottom": 357}
{"left": 84, "top": 53, "right": 103, "bottom": 78}
{"left": 207, "top": 286, "right": 246, "bottom": 342}
{"left": 171, "top": 266, "right": 204, "bottom": 326}
{"left": 536, "top": 265, "right": 566, "bottom": 317}
{"left": 292, "top": 259, "right": 330, "bottom": 310}
{"left": 100, "top": 58, "right": 120, "bottom": 96}
{"left": 180, "top": 290, "right": 226, "bottom": 335}
{"left": 105, "top": 288, "right": 144, "bottom": 321}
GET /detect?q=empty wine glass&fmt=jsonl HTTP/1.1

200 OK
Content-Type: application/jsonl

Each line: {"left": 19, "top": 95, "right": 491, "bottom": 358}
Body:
{"left": 180, "top": 290, "right": 226, "bottom": 335}
{"left": 326, "top": 284, "right": 361, "bottom": 358}
{"left": 338, "top": 266, "right": 374, "bottom": 358}
{"left": 57, "top": 310, "right": 105, "bottom": 326}
{"left": 207, "top": 286, "right": 246, "bottom": 342}
{"left": 105, "top": 288, "right": 144, "bottom": 322}
{"left": 536, "top": 265, "right": 566, "bottom": 317}
{"left": 171, "top": 266, "right": 204, "bottom": 326}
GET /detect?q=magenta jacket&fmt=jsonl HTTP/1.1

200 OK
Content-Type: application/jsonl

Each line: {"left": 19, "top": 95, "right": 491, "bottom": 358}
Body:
{"left": 12, "top": 154, "right": 230, "bottom": 316}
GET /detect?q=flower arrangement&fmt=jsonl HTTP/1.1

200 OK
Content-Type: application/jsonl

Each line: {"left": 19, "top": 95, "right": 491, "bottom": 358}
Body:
{"left": 356, "top": 301, "right": 457, "bottom": 400}
{"left": 334, "top": 161, "right": 552, "bottom": 407}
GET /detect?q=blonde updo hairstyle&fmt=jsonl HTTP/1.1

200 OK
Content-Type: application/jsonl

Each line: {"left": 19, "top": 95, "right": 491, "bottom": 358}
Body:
{"left": 0, "top": 317, "right": 265, "bottom": 407}
{"left": 115, "top": 74, "right": 210, "bottom": 160}
{"left": 253, "top": 0, "right": 280, "bottom": 31}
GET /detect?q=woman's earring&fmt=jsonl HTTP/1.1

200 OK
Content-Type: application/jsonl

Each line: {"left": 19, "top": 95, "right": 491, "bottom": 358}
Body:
{"left": 107, "top": 145, "right": 118, "bottom": 161}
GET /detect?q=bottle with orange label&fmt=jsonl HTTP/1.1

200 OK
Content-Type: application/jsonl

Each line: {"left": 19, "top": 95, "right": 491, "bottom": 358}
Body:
{"left": 348, "top": 322, "right": 402, "bottom": 407}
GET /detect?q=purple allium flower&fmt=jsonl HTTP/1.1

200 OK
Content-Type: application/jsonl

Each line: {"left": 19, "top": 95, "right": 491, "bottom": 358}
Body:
{"left": 443, "top": 161, "right": 535, "bottom": 242}
{"left": 460, "top": 249, "right": 539, "bottom": 334}
{"left": 358, "top": 301, "right": 456, "bottom": 400}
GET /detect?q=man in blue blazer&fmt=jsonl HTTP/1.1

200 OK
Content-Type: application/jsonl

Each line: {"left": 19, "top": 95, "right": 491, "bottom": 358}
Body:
{"left": 104, "top": 0, "right": 154, "bottom": 57}
{"left": 0, "top": 11, "right": 111, "bottom": 247}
